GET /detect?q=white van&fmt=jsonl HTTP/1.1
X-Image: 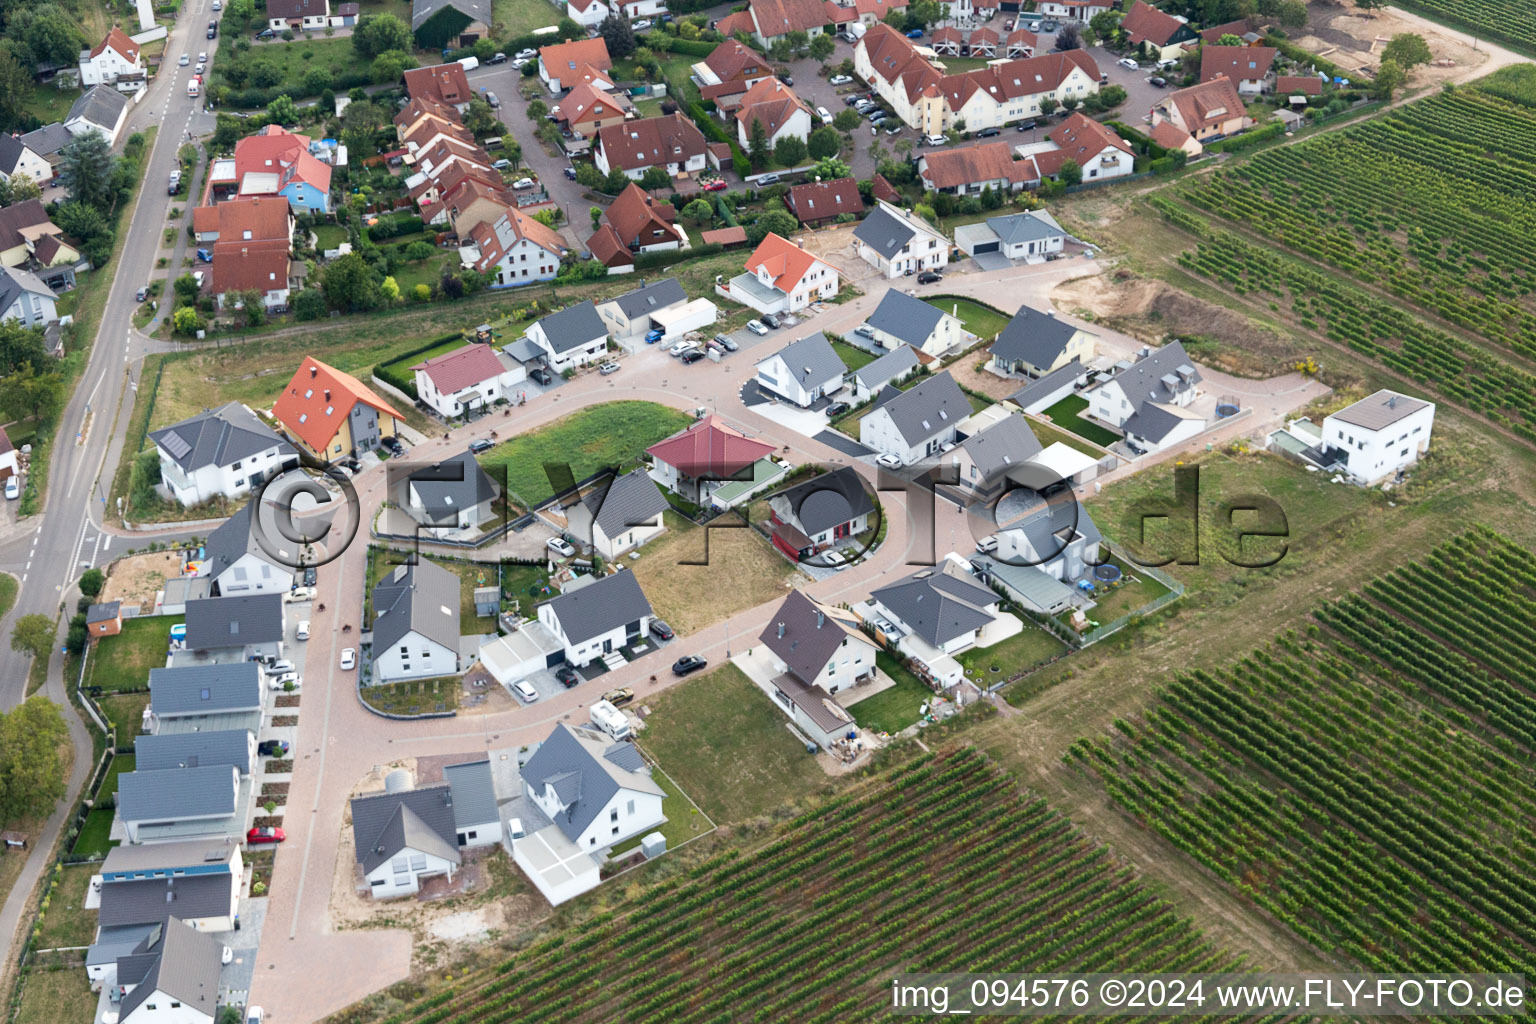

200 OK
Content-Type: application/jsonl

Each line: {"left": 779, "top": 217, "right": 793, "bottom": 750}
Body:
{"left": 589, "top": 699, "right": 630, "bottom": 741}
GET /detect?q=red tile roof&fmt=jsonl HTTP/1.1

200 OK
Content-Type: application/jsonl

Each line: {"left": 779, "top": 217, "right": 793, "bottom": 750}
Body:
{"left": 1121, "top": 0, "right": 1191, "bottom": 46}
{"left": 273, "top": 357, "right": 403, "bottom": 453}
{"left": 786, "top": 177, "right": 864, "bottom": 223}
{"left": 403, "top": 63, "right": 474, "bottom": 107}
{"left": 603, "top": 183, "right": 684, "bottom": 249}
{"left": 90, "top": 26, "right": 141, "bottom": 64}
{"left": 646, "top": 414, "right": 775, "bottom": 478}
{"left": 1200, "top": 44, "right": 1276, "bottom": 83}
{"left": 745, "top": 232, "right": 822, "bottom": 294}
{"left": 411, "top": 344, "right": 505, "bottom": 394}
{"left": 596, "top": 113, "right": 707, "bottom": 173}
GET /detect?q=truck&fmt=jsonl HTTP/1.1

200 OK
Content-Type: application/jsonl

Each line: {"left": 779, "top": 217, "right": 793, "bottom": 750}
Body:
{"left": 187, "top": 75, "right": 201, "bottom": 97}
{"left": 589, "top": 700, "right": 630, "bottom": 741}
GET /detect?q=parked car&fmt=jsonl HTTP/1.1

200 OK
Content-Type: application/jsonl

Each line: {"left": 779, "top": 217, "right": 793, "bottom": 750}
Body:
{"left": 600, "top": 360, "right": 621, "bottom": 375}
{"left": 632, "top": 18, "right": 652, "bottom": 29}
{"left": 976, "top": 126, "right": 1000, "bottom": 137}
{"left": 756, "top": 173, "right": 781, "bottom": 186}
{"left": 468, "top": 437, "right": 494, "bottom": 453}
{"left": 746, "top": 319, "right": 768, "bottom": 336}
{"left": 649, "top": 619, "right": 674, "bottom": 640}
{"left": 761, "top": 312, "right": 781, "bottom": 329}
{"left": 672, "top": 655, "right": 708, "bottom": 676}
{"left": 703, "top": 178, "right": 728, "bottom": 191}
{"left": 531, "top": 367, "right": 554, "bottom": 385}
{"left": 825, "top": 401, "right": 850, "bottom": 417}
{"left": 714, "top": 333, "right": 738, "bottom": 351}
{"left": 512, "top": 679, "right": 539, "bottom": 703}
{"left": 296, "top": 620, "right": 310, "bottom": 640}
{"left": 547, "top": 536, "right": 577, "bottom": 558}
{"left": 917, "top": 270, "right": 943, "bottom": 284}
{"left": 339, "top": 648, "right": 356, "bottom": 670}
{"left": 257, "top": 740, "right": 289, "bottom": 757}
{"left": 488, "top": 51, "right": 507, "bottom": 63}
{"left": 511, "top": 177, "right": 535, "bottom": 190}
{"left": 1148, "top": 76, "right": 1168, "bottom": 88}
{"left": 555, "top": 666, "right": 581, "bottom": 688}
{"left": 830, "top": 74, "right": 853, "bottom": 85}
{"left": 247, "top": 827, "right": 285, "bottom": 845}
{"left": 603, "top": 687, "right": 635, "bottom": 707}
{"left": 669, "top": 339, "right": 696, "bottom": 356}
{"left": 680, "top": 349, "right": 706, "bottom": 364}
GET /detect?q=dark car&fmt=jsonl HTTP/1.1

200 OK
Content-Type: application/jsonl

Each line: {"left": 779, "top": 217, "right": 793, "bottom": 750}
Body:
{"left": 531, "top": 367, "right": 554, "bottom": 385}
{"left": 257, "top": 740, "right": 290, "bottom": 757}
{"left": 976, "top": 126, "right": 1000, "bottom": 138}
{"left": 302, "top": 567, "right": 317, "bottom": 587}
{"left": 825, "top": 401, "right": 850, "bottom": 417}
{"left": 680, "top": 349, "right": 706, "bottom": 364}
{"left": 761, "top": 312, "right": 781, "bottom": 329}
{"left": 672, "top": 655, "right": 708, "bottom": 676}
{"left": 468, "top": 438, "right": 494, "bottom": 454}
{"left": 917, "top": 270, "right": 943, "bottom": 284}
{"left": 649, "top": 619, "right": 675, "bottom": 641}
{"left": 555, "top": 665, "right": 581, "bottom": 688}
{"left": 1149, "top": 76, "right": 1168, "bottom": 88}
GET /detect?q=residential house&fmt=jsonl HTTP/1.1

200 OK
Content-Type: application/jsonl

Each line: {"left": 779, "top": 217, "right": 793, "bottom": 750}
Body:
{"left": 1321, "top": 390, "right": 1435, "bottom": 485}
{"left": 735, "top": 77, "right": 813, "bottom": 149}
{"left": 212, "top": 125, "right": 333, "bottom": 213}
{"left": 948, "top": 410, "right": 1047, "bottom": 501}
{"left": 593, "top": 185, "right": 687, "bottom": 265}
{"left": 0, "top": 267, "right": 57, "bottom": 327}
{"left": 0, "top": 137, "right": 54, "bottom": 188}
{"left": 183, "top": 593, "right": 285, "bottom": 659}
{"left": 410, "top": 0, "right": 490, "bottom": 49}
{"left": 86, "top": 601, "right": 123, "bottom": 639}
{"left": 519, "top": 723, "right": 665, "bottom": 857}
{"left": 595, "top": 276, "right": 687, "bottom": 341}
{"left": 402, "top": 451, "right": 499, "bottom": 534}
{"left": 403, "top": 62, "right": 476, "bottom": 113}
{"left": 203, "top": 501, "right": 297, "bottom": 596}
{"left": 1120, "top": 0, "right": 1198, "bottom": 60}
{"left": 1200, "top": 44, "right": 1277, "bottom": 95}
{"left": 859, "top": 369, "right": 969, "bottom": 465}
{"left": 350, "top": 781, "right": 461, "bottom": 897}
{"left": 1020, "top": 112, "right": 1135, "bottom": 183}
{"left": 273, "top": 356, "right": 404, "bottom": 459}
{"left": 267, "top": 0, "right": 330, "bottom": 31}
{"left": 766, "top": 466, "right": 874, "bottom": 559}
{"left": 867, "top": 561, "right": 1000, "bottom": 663}
{"left": 370, "top": 560, "right": 462, "bottom": 682}
{"left": 646, "top": 414, "right": 777, "bottom": 504}
{"left": 1152, "top": 76, "right": 1249, "bottom": 142}
{"left": 862, "top": 288, "right": 963, "bottom": 358}
{"left": 0, "top": 200, "right": 80, "bottom": 291}
{"left": 989, "top": 304, "right": 1094, "bottom": 377}
{"left": 566, "top": 468, "right": 670, "bottom": 559}
{"left": 108, "top": 918, "right": 225, "bottom": 1024}
{"left": 464, "top": 207, "right": 566, "bottom": 289}
{"left": 724, "top": 231, "right": 839, "bottom": 314}
{"left": 538, "top": 37, "right": 613, "bottom": 93}
{"left": 413, "top": 344, "right": 521, "bottom": 419}
{"left": 756, "top": 589, "right": 877, "bottom": 744}
{"left": 116, "top": 765, "right": 241, "bottom": 844}
{"left": 1084, "top": 340, "right": 1205, "bottom": 453}
{"left": 65, "top": 87, "right": 129, "bottom": 146}
{"left": 754, "top": 331, "right": 847, "bottom": 407}
{"left": 954, "top": 209, "right": 1065, "bottom": 260}
{"left": 691, "top": 39, "right": 772, "bottom": 112}
{"left": 852, "top": 200, "right": 949, "bottom": 279}
{"left": 148, "top": 402, "right": 298, "bottom": 507}
{"left": 538, "top": 569, "right": 653, "bottom": 667}
{"left": 849, "top": 344, "right": 923, "bottom": 401}
{"left": 78, "top": 27, "right": 145, "bottom": 87}
{"left": 784, "top": 177, "right": 864, "bottom": 226}
{"left": 917, "top": 141, "right": 1035, "bottom": 195}
{"left": 525, "top": 300, "right": 610, "bottom": 371}
{"left": 147, "top": 663, "right": 263, "bottom": 732}
{"left": 566, "top": 0, "right": 611, "bottom": 28}
{"left": 551, "top": 80, "right": 634, "bottom": 137}
{"left": 593, "top": 113, "right": 710, "bottom": 181}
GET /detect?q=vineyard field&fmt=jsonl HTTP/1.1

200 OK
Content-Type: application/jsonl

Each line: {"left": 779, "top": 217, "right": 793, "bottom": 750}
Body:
{"left": 355, "top": 750, "right": 1262, "bottom": 1024}
{"left": 1071, "top": 526, "right": 1536, "bottom": 978}
{"left": 1174, "top": 85, "right": 1536, "bottom": 364}
{"left": 1387, "top": 0, "right": 1536, "bottom": 58}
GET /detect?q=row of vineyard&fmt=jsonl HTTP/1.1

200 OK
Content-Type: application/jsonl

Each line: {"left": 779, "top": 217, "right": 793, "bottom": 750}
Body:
{"left": 366, "top": 749, "right": 1265, "bottom": 1024}
{"left": 1071, "top": 526, "right": 1536, "bottom": 983}
{"left": 1173, "top": 88, "right": 1536, "bottom": 362}
{"left": 1147, "top": 197, "right": 1536, "bottom": 446}
{"left": 1387, "top": 0, "right": 1536, "bottom": 58}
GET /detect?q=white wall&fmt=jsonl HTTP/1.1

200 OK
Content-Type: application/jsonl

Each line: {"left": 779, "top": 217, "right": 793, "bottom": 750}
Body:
{"left": 372, "top": 632, "right": 459, "bottom": 682}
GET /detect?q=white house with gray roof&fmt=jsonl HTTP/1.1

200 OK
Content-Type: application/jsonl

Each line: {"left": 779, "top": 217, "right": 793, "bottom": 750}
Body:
{"left": 64, "top": 86, "right": 129, "bottom": 145}
{"left": 754, "top": 331, "right": 847, "bottom": 407}
{"left": 1085, "top": 341, "right": 1204, "bottom": 454}
{"left": 370, "top": 559, "right": 461, "bottom": 683}
{"left": 989, "top": 305, "right": 1094, "bottom": 378}
{"left": 149, "top": 402, "right": 299, "bottom": 507}
{"left": 111, "top": 918, "right": 226, "bottom": 1024}
{"left": 183, "top": 593, "right": 285, "bottom": 659}
{"left": 0, "top": 266, "right": 57, "bottom": 328}
{"left": 859, "top": 370, "right": 970, "bottom": 466}
{"left": 852, "top": 201, "right": 949, "bottom": 279}
{"left": 566, "top": 468, "right": 670, "bottom": 560}
{"left": 862, "top": 290, "right": 964, "bottom": 358}
{"left": 849, "top": 344, "right": 923, "bottom": 402}
{"left": 595, "top": 277, "right": 687, "bottom": 343}
{"left": 1321, "top": 389, "right": 1435, "bottom": 485}
{"left": 537, "top": 569, "right": 653, "bottom": 667}
{"left": 116, "top": 765, "right": 241, "bottom": 844}
{"left": 403, "top": 452, "right": 498, "bottom": 535}
{"left": 203, "top": 500, "right": 294, "bottom": 596}
{"left": 350, "top": 781, "right": 461, "bottom": 898}
{"left": 525, "top": 300, "right": 610, "bottom": 372}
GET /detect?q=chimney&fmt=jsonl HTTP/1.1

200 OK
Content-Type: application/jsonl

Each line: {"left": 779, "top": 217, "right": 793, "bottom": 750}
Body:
{"left": 777, "top": 621, "right": 785, "bottom": 638}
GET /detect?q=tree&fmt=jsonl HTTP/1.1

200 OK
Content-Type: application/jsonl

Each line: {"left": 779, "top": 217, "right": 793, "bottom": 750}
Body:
{"left": 267, "top": 93, "right": 300, "bottom": 126}
{"left": 0, "top": 47, "right": 35, "bottom": 135}
{"left": 1055, "top": 23, "right": 1081, "bottom": 50}
{"left": 1382, "top": 33, "right": 1431, "bottom": 70}
{"left": 1371, "top": 57, "right": 1405, "bottom": 100}
{"left": 681, "top": 197, "right": 714, "bottom": 223}
{"left": 370, "top": 49, "right": 417, "bottom": 85}
{"left": 774, "top": 135, "right": 807, "bottom": 166}
{"left": 639, "top": 166, "right": 672, "bottom": 191}
{"left": 1058, "top": 158, "right": 1082, "bottom": 187}
{"left": 58, "top": 131, "right": 118, "bottom": 213}
{"left": 500, "top": 137, "right": 523, "bottom": 169}
{"left": 0, "top": 697, "right": 70, "bottom": 823}
{"left": 10, "top": 614, "right": 54, "bottom": 660}
{"left": 1276, "top": 0, "right": 1307, "bottom": 29}
{"left": 322, "top": 252, "right": 381, "bottom": 311}
{"left": 833, "top": 109, "right": 860, "bottom": 133}
{"left": 600, "top": 14, "right": 637, "bottom": 58}
{"left": 809, "top": 33, "right": 835, "bottom": 62}
{"left": 811, "top": 155, "right": 852, "bottom": 180}
{"left": 463, "top": 97, "right": 500, "bottom": 138}
{"left": 172, "top": 306, "right": 205, "bottom": 334}
{"left": 808, "top": 124, "right": 841, "bottom": 159}
{"left": 747, "top": 118, "right": 771, "bottom": 170}
{"left": 353, "top": 12, "right": 413, "bottom": 57}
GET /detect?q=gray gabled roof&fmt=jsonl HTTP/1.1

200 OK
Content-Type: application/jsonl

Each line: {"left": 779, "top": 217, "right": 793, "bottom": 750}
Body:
{"left": 864, "top": 290, "right": 947, "bottom": 349}
{"left": 136, "top": 729, "right": 252, "bottom": 774}
{"left": 852, "top": 205, "right": 916, "bottom": 257}
{"left": 607, "top": 277, "right": 686, "bottom": 319}
{"left": 958, "top": 413, "right": 1043, "bottom": 479}
{"left": 350, "top": 784, "right": 460, "bottom": 872}
{"left": 412, "top": 0, "right": 491, "bottom": 31}
{"left": 985, "top": 211, "right": 1063, "bottom": 247}
{"left": 19, "top": 122, "right": 73, "bottom": 157}
{"left": 183, "top": 593, "right": 283, "bottom": 650}
{"left": 116, "top": 765, "right": 238, "bottom": 824}
{"left": 67, "top": 85, "right": 128, "bottom": 129}
{"left": 533, "top": 300, "right": 607, "bottom": 354}
{"left": 0, "top": 266, "right": 56, "bottom": 313}
{"left": 852, "top": 344, "right": 921, "bottom": 391}
{"left": 769, "top": 465, "right": 874, "bottom": 537}
{"left": 98, "top": 875, "right": 235, "bottom": 928}
{"left": 149, "top": 402, "right": 294, "bottom": 474}
{"left": 537, "top": 569, "right": 652, "bottom": 645}
{"left": 408, "top": 451, "right": 498, "bottom": 523}
{"left": 990, "top": 305, "right": 1087, "bottom": 369}
{"left": 149, "top": 662, "right": 263, "bottom": 717}
{"left": 442, "top": 759, "right": 498, "bottom": 829}
{"left": 521, "top": 723, "right": 661, "bottom": 842}
{"left": 761, "top": 331, "right": 846, "bottom": 390}
{"left": 870, "top": 562, "right": 997, "bottom": 647}
{"left": 582, "top": 469, "right": 669, "bottom": 539}
{"left": 870, "top": 370, "right": 970, "bottom": 446}
{"left": 759, "top": 588, "right": 866, "bottom": 684}
{"left": 1102, "top": 340, "right": 1201, "bottom": 410}
{"left": 117, "top": 918, "right": 224, "bottom": 1021}
{"left": 371, "top": 559, "right": 461, "bottom": 655}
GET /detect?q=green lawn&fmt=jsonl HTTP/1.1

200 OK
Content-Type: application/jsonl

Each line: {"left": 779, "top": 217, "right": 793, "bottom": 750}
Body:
{"left": 366, "top": 548, "right": 499, "bottom": 627}
{"left": 477, "top": 401, "right": 693, "bottom": 509}
{"left": 845, "top": 652, "right": 936, "bottom": 735}
{"left": 13, "top": 967, "right": 95, "bottom": 1024}
{"left": 638, "top": 663, "right": 831, "bottom": 823}
{"left": 35, "top": 866, "right": 98, "bottom": 950}
{"left": 927, "top": 297, "right": 1010, "bottom": 340}
{"left": 955, "top": 615, "right": 1066, "bottom": 685}
{"left": 84, "top": 617, "right": 173, "bottom": 693}
{"left": 213, "top": 36, "right": 361, "bottom": 105}
{"left": 1040, "top": 394, "right": 1122, "bottom": 448}
{"left": 830, "top": 339, "right": 878, "bottom": 373}
{"left": 97, "top": 692, "right": 151, "bottom": 741}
